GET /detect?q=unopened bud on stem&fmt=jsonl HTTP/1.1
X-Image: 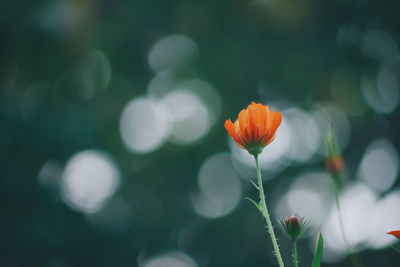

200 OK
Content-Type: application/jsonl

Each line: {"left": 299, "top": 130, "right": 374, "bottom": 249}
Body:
{"left": 325, "top": 129, "right": 345, "bottom": 185}
{"left": 325, "top": 155, "right": 344, "bottom": 176}
{"left": 280, "top": 214, "right": 309, "bottom": 241}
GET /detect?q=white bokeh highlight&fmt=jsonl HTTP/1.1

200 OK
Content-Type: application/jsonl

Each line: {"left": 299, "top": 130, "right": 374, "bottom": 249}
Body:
{"left": 284, "top": 108, "right": 320, "bottom": 162}
{"left": 365, "top": 190, "right": 400, "bottom": 249}
{"left": 312, "top": 102, "right": 351, "bottom": 155}
{"left": 120, "top": 97, "right": 171, "bottom": 154}
{"left": 140, "top": 251, "right": 198, "bottom": 267}
{"left": 358, "top": 138, "right": 399, "bottom": 193}
{"left": 192, "top": 153, "right": 242, "bottom": 218}
{"left": 362, "top": 29, "right": 400, "bottom": 61}
{"left": 61, "top": 150, "right": 120, "bottom": 214}
{"left": 276, "top": 171, "right": 334, "bottom": 229}
{"left": 162, "top": 90, "right": 210, "bottom": 145}
{"left": 362, "top": 64, "right": 400, "bottom": 114}
{"left": 148, "top": 35, "right": 199, "bottom": 73}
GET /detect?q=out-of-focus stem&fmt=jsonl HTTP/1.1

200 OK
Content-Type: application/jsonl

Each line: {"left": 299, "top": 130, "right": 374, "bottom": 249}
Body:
{"left": 291, "top": 240, "right": 298, "bottom": 267}
{"left": 254, "top": 155, "right": 285, "bottom": 267}
{"left": 334, "top": 190, "right": 362, "bottom": 267}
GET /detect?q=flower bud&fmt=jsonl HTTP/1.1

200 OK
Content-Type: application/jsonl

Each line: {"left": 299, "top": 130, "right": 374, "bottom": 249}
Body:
{"left": 325, "top": 155, "right": 344, "bottom": 176}
{"left": 325, "top": 129, "right": 345, "bottom": 183}
{"left": 280, "top": 214, "right": 309, "bottom": 241}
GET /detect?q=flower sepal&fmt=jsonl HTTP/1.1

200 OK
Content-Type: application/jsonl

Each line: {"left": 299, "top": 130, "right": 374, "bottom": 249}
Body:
{"left": 280, "top": 214, "right": 309, "bottom": 241}
{"left": 247, "top": 146, "right": 263, "bottom": 156}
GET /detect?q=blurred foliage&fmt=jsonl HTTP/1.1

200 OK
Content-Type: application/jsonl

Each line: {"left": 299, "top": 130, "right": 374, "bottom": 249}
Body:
{"left": 1, "top": 0, "right": 400, "bottom": 266}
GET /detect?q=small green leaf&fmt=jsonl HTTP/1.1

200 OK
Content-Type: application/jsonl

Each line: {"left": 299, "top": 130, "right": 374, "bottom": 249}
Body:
{"left": 245, "top": 197, "right": 260, "bottom": 210}
{"left": 250, "top": 180, "right": 259, "bottom": 190}
{"left": 311, "top": 232, "right": 323, "bottom": 267}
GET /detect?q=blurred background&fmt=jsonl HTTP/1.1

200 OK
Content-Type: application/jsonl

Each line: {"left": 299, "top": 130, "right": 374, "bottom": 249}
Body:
{"left": 1, "top": 0, "right": 400, "bottom": 266}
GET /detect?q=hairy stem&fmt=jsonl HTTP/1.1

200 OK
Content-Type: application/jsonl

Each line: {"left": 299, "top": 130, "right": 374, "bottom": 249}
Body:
{"left": 255, "top": 155, "right": 285, "bottom": 267}
{"left": 291, "top": 240, "right": 298, "bottom": 267}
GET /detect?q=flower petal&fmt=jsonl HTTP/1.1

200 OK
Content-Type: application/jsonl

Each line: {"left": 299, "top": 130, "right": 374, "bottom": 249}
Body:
{"left": 387, "top": 230, "right": 400, "bottom": 239}
{"left": 224, "top": 102, "right": 282, "bottom": 152}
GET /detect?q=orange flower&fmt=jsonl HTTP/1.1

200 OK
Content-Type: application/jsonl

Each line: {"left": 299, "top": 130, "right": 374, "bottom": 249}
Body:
{"left": 224, "top": 102, "right": 282, "bottom": 155}
{"left": 387, "top": 230, "right": 400, "bottom": 239}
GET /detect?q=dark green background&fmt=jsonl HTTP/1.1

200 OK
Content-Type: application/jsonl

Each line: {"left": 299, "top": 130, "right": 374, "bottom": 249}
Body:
{"left": 1, "top": 0, "right": 399, "bottom": 266}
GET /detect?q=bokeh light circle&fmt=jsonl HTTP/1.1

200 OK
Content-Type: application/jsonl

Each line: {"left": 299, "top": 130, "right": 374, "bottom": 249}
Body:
{"left": 276, "top": 171, "right": 334, "bottom": 229}
{"left": 362, "top": 64, "right": 400, "bottom": 114}
{"left": 140, "top": 251, "right": 198, "bottom": 267}
{"left": 358, "top": 138, "right": 399, "bottom": 193}
{"left": 148, "top": 34, "right": 199, "bottom": 73}
{"left": 312, "top": 102, "right": 351, "bottom": 155}
{"left": 61, "top": 150, "right": 120, "bottom": 214}
{"left": 283, "top": 108, "right": 320, "bottom": 162}
{"left": 162, "top": 89, "right": 210, "bottom": 145}
{"left": 120, "top": 97, "right": 171, "bottom": 153}
{"left": 192, "top": 153, "right": 242, "bottom": 218}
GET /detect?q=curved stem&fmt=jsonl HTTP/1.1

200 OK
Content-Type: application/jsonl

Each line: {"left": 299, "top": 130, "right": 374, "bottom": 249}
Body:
{"left": 334, "top": 193, "right": 350, "bottom": 250}
{"left": 334, "top": 191, "right": 362, "bottom": 267}
{"left": 254, "top": 155, "right": 285, "bottom": 267}
{"left": 291, "top": 240, "right": 298, "bottom": 267}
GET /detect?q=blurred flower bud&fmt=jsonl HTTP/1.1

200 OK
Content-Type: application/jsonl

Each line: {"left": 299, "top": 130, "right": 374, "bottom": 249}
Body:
{"left": 325, "top": 129, "right": 345, "bottom": 183}
{"left": 280, "top": 214, "right": 309, "bottom": 241}
{"left": 387, "top": 230, "right": 400, "bottom": 239}
{"left": 325, "top": 155, "right": 344, "bottom": 176}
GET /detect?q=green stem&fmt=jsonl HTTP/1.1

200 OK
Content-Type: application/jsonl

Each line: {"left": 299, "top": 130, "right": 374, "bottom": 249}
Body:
{"left": 254, "top": 155, "right": 285, "bottom": 267}
{"left": 334, "top": 190, "right": 362, "bottom": 267}
{"left": 291, "top": 240, "right": 298, "bottom": 267}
